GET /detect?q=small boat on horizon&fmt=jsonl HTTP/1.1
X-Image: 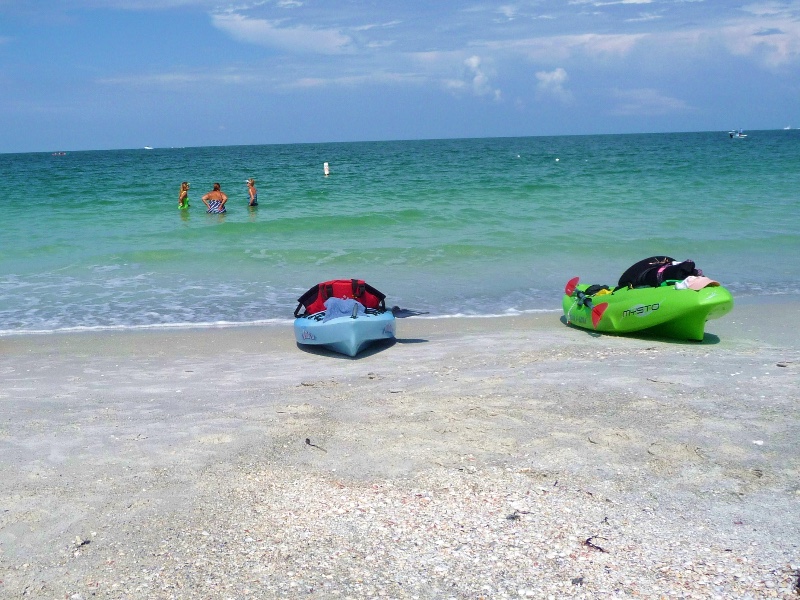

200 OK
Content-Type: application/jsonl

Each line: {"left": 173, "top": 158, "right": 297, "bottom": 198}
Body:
{"left": 728, "top": 129, "right": 747, "bottom": 138}
{"left": 144, "top": 146, "right": 154, "bottom": 150}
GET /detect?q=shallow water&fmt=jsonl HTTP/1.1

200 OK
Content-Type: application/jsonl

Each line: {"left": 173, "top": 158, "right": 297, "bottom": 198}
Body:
{"left": 2, "top": 131, "right": 799, "bottom": 334}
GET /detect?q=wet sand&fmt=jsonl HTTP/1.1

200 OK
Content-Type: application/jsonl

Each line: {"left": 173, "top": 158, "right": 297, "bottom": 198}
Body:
{"left": 1, "top": 304, "right": 799, "bottom": 598}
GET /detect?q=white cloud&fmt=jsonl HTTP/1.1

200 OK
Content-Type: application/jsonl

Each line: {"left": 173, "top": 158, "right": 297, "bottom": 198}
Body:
{"left": 570, "top": 0, "right": 652, "bottom": 5}
{"left": 609, "top": 88, "right": 691, "bottom": 115}
{"left": 70, "top": 0, "right": 212, "bottom": 8}
{"left": 497, "top": 5, "right": 518, "bottom": 20}
{"left": 98, "top": 64, "right": 428, "bottom": 93}
{"left": 352, "top": 20, "right": 402, "bottom": 32}
{"left": 410, "top": 50, "right": 459, "bottom": 65}
{"left": 645, "top": 17, "right": 800, "bottom": 69}
{"left": 718, "top": 19, "right": 800, "bottom": 68}
{"left": 281, "top": 71, "right": 422, "bottom": 89}
{"left": 626, "top": 12, "right": 662, "bottom": 22}
{"left": 464, "top": 55, "right": 502, "bottom": 100}
{"left": 98, "top": 70, "right": 262, "bottom": 88}
{"left": 535, "top": 67, "right": 572, "bottom": 102}
{"left": 740, "top": 2, "right": 796, "bottom": 18}
{"left": 595, "top": 0, "right": 653, "bottom": 5}
{"left": 443, "top": 78, "right": 466, "bottom": 91}
{"left": 482, "top": 13, "right": 799, "bottom": 70}
{"left": 482, "top": 32, "right": 648, "bottom": 63}
{"left": 211, "top": 11, "right": 353, "bottom": 54}
{"left": 406, "top": 51, "right": 502, "bottom": 99}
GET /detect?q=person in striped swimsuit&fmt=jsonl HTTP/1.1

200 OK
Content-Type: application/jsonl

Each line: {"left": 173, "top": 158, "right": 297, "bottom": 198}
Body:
{"left": 202, "top": 183, "right": 228, "bottom": 214}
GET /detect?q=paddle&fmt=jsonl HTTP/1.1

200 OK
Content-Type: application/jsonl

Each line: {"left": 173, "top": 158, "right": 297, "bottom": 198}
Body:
{"left": 390, "top": 306, "right": 429, "bottom": 318}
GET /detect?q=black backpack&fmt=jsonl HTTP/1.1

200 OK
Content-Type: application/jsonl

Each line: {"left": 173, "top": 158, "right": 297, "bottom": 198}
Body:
{"left": 617, "top": 256, "right": 699, "bottom": 289}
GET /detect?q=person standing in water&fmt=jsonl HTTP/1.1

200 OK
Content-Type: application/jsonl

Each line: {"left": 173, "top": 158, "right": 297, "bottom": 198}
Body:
{"left": 247, "top": 178, "right": 258, "bottom": 206}
{"left": 202, "top": 183, "right": 228, "bottom": 214}
{"left": 178, "top": 182, "right": 190, "bottom": 209}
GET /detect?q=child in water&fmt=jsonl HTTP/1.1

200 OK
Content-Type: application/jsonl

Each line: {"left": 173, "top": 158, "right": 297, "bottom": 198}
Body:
{"left": 178, "top": 182, "right": 190, "bottom": 209}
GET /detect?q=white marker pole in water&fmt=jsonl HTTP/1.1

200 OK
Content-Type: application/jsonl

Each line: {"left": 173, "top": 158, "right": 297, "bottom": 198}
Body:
{"left": 323, "top": 162, "right": 330, "bottom": 176}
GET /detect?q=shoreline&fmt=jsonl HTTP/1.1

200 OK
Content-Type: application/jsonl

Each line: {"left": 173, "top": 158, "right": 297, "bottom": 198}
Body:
{"left": 2, "top": 307, "right": 799, "bottom": 597}
{"left": 2, "top": 291, "right": 797, "bottom": 340}
{"left": 1, "top": 295, "right": 799, "bottom": 346}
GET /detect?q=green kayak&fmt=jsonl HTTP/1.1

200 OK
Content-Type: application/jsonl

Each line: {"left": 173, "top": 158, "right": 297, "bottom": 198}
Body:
{"left": 562, "top": 277, "right": 734, "bottom": 341}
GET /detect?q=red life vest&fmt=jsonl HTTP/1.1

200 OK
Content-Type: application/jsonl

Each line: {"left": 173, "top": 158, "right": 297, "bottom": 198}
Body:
{"left": 294, "top": 279, "right": 387, "bottom": 317}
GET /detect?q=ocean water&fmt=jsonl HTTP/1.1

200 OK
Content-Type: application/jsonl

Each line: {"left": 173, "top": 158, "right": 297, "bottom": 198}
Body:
{"left": 2, "top": 131, "right": 799, "bottom": 335}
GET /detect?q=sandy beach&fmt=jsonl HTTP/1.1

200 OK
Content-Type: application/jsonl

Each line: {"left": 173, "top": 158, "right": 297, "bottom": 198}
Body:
{"left": 1, "top": 303, "right": 799, "bottom": 598}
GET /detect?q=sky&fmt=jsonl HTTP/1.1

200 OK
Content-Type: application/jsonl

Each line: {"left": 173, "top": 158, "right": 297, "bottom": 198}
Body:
{"left": 1, "top": 0, "right": 799, "bottom": 153}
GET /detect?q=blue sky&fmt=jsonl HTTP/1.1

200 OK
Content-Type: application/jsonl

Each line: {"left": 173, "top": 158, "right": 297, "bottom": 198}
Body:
{"left": 1, "top": 0, "right": 798, "bottom": 152}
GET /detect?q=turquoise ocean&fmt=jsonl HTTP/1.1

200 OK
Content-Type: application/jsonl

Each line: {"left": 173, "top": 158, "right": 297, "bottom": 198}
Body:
{"left": 2, "top": 131, "right": 799, "bottom": 335}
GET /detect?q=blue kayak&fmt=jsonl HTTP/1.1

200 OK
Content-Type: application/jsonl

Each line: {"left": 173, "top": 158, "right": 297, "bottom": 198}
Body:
{"left": 294, "top": 308, "right": 396, "bottom": 357}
